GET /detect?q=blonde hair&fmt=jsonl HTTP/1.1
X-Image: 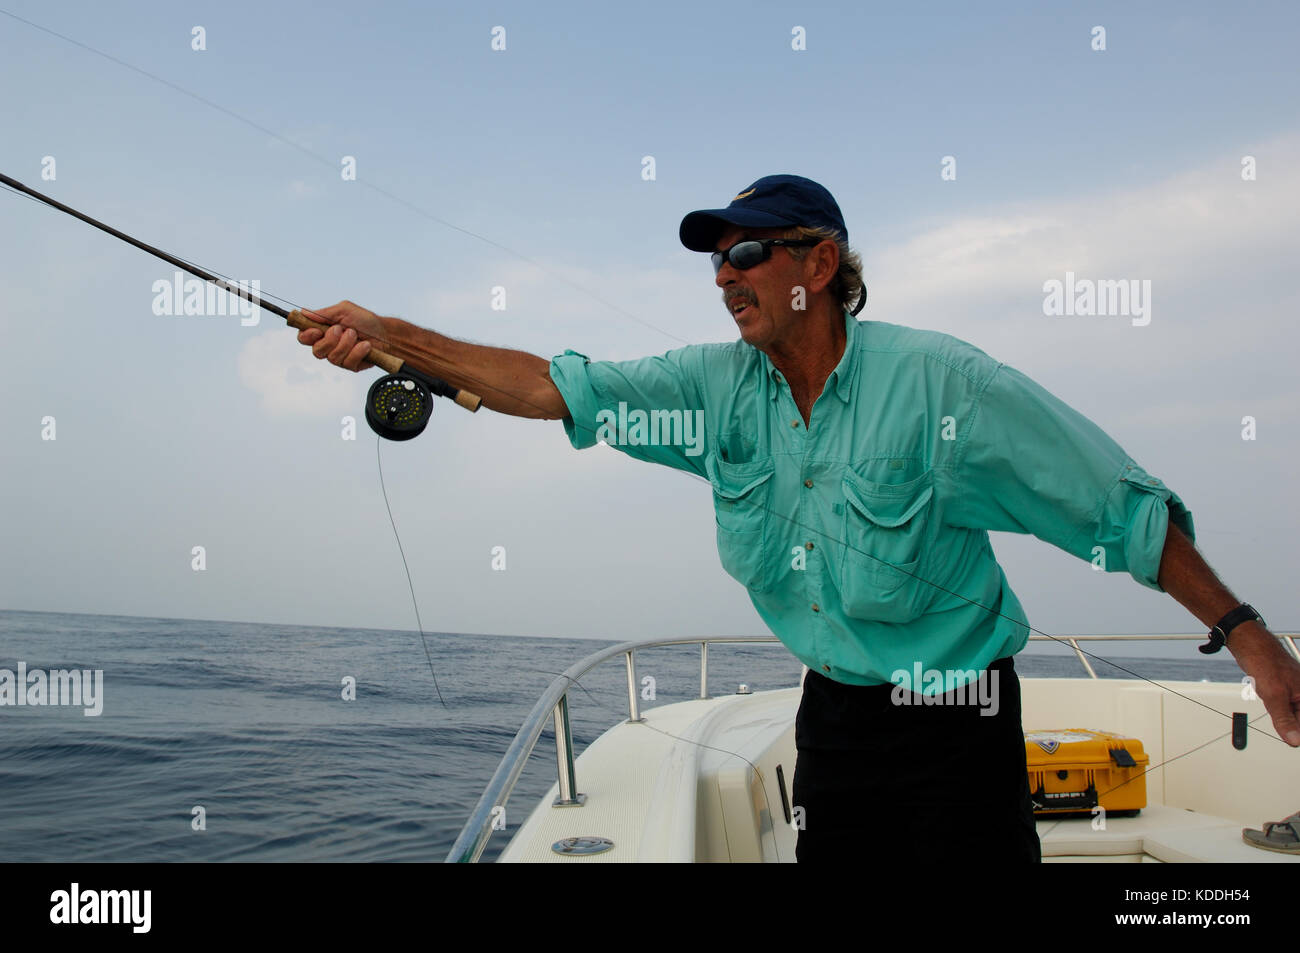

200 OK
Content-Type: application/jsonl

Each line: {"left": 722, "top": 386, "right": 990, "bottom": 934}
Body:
{"left": 782, "top": 225, "right": 865, "bottom": 313}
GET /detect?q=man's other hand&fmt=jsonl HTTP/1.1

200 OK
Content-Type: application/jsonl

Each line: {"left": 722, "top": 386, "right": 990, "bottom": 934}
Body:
{"left": 1233, "top": 623, "right": 1300, "bottom": 746}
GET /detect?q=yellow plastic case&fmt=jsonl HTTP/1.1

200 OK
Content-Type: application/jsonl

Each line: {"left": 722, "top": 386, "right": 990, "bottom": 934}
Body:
{"left": 1024, "top": 729, "right": 1148, "bottom": 817}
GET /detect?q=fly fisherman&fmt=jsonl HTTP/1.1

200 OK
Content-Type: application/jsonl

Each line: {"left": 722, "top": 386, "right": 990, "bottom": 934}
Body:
{"left": 299, "top": 174, "right": 1300, "bottom": 862}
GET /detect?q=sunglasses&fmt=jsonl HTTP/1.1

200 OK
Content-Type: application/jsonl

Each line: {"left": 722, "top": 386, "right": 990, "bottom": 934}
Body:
{"left": 711, "top": 238, "right": 822, "bottom": 274}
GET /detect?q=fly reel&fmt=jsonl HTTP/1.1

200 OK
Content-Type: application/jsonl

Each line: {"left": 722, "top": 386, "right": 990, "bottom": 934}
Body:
{"left": 366, "top": 373, "right": 434, "bottom": 440}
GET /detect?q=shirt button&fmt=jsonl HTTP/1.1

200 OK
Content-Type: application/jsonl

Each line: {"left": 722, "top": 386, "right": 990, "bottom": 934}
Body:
{"left": 805, "top": 542, "right": 814, "bottom": 550}
{"left": 811, "top": 603, "right": 820, "bottom": 612}
{"left": 791, "top": 420, "right": 800, "bottom": 428}
{"left": 804, "top": 479, "right": 814, "bottom": 488}
{"left": 822, "top": 664, "right": 831, "bottom": 672}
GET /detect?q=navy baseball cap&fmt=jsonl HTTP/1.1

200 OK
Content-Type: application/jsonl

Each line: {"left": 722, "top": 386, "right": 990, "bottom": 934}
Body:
{"left": 679, "top": 174, "right": 848, "bottom": 252}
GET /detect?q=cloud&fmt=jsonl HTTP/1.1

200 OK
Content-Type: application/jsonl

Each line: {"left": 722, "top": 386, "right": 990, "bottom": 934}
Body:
{"left": 237, "top": 329, "right": 360, "bottom": 416}
{"left": 868, "top": 134, "right": 1299, "bottom": 339}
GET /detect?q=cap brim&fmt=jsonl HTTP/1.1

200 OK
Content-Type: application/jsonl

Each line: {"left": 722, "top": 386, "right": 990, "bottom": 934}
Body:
{"left": 679, "top": 208, "right": 799, "bottom": 252}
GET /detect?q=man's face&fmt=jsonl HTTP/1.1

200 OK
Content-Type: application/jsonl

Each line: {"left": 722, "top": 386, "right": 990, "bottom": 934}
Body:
{"left": 713, "top": 224, "right": 807, "bottom": 351}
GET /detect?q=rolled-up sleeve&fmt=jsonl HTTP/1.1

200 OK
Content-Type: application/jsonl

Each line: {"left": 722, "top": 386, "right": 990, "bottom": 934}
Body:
{"left": 947, "top": 363, "right": 1195, "bottom": 591}
{"left": 547, "top": 346, "right": 709, "bottom": 478}
{"left": 549, "top": 350, "right": 604, "bottom": 449}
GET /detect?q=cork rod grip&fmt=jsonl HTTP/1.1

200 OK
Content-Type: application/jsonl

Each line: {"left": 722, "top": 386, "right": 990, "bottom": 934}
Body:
{"left": 286, "top": 309, "right": 404, "bottom": 374}
{"left": 287, "top": 309, "right": 482, "bottom": 412}
{"left": 453, "top": 390, "right": 483, "bottom": 412}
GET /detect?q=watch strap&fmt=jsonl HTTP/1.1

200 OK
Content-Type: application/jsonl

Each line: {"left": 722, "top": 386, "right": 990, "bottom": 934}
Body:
{"left": 1199, "top": 603, "right": 1262, "bottom": 655}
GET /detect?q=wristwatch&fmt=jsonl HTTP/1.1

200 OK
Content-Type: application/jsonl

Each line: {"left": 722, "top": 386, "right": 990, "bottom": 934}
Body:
{"left": 1198, "top": 604, "right": 1263, "bottom": 655}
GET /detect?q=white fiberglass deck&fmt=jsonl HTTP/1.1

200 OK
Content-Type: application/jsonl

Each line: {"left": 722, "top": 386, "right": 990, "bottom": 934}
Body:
{"left": 497, "top": 676, "right": 1300, "bottom": 863}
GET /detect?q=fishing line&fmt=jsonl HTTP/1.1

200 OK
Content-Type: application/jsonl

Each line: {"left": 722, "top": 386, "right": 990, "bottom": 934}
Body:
{"left": 0, "top": 173, "right": 483, "bottom": 705}
{"left": 7, "top": 163, "right": 460, "bottom": 704}
{"left": 0, "top": 172, "right": 671, "bottom": 723}
{"left": 377, "top": 437, "right": 447, "bottom": 709}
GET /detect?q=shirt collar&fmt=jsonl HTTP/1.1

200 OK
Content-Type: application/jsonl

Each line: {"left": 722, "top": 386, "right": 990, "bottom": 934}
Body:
{"left": 763, "top": 309, "right": 859, "bottom": 404}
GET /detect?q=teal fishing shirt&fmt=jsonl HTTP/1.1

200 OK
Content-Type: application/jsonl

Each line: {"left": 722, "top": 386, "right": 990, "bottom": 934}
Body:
{"left": 548, "top": 310, "right": 1195, "bottom": 689}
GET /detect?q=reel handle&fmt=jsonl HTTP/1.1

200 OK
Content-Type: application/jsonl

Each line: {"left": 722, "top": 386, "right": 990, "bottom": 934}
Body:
{"left": 287, "top": 310, "right": 481, "bottom": 412}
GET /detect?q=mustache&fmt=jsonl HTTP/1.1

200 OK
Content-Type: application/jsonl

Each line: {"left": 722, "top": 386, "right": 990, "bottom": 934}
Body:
{"left": 722, "top": 288, "right": 757, "bottom": 307}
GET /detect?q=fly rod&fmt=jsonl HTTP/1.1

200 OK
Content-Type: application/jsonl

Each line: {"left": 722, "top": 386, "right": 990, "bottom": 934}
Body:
{"left": 0, "top": 171, "right": 481, "bottom": 439}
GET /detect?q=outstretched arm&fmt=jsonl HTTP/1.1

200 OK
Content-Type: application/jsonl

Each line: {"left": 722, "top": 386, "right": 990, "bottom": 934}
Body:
{"left": 1157, "top": 521, "right": 1300, "bottom": 746}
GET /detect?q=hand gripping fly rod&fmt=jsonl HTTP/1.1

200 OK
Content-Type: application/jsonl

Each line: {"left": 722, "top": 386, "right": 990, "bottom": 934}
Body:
{"left": 1, "top": 172, "right": 481, "bottom": 439}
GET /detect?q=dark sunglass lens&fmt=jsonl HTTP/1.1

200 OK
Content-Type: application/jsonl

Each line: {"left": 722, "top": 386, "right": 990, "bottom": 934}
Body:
{"left": 731, "top": 241, "right": 765, "bottom": 270}
{"left": 711, "top": 252, "right": 725, "bottom": 273}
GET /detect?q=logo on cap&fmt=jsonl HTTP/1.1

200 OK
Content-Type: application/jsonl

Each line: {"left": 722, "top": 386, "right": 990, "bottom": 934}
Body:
{"left": 732, "top": 188, "right": 756, "bottom": 201}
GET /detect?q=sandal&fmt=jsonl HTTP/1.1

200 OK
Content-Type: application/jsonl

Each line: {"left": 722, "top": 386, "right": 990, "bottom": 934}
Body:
{"left": 1242, "top": 812, "right": 1300, "bottom": 854}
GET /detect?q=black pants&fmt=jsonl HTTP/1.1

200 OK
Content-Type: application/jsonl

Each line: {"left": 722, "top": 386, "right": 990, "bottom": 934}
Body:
{"left": 792, "top": 656, "right": 1041, "bottom": 862}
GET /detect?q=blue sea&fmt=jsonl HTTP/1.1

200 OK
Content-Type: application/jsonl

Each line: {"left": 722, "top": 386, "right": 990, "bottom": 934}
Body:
{"left": 0, "top": 610, "right": 1245, "bottom": 862}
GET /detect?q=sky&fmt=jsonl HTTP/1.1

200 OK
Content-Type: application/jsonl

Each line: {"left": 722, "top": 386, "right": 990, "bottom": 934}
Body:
{"left": 1, "top": 0, "right": 1297, "bottom": 656}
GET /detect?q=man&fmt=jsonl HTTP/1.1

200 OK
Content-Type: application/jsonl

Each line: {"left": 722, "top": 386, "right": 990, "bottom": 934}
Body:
{"left": 299, "top": 174, "right": 1300, "bottom": 862}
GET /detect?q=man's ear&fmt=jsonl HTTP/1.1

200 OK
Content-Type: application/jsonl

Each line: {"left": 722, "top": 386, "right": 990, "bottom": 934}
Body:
{"left": 806, "top": 239, "right": 839, "bottom": 295}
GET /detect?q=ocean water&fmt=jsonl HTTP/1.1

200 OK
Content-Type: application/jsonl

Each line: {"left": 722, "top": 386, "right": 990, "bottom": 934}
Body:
{"left": 0, "top": 610, "right": 1245, "bottom": 862}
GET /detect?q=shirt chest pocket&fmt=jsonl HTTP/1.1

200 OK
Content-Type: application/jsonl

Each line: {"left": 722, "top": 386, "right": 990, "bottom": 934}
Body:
{"left": 839, "top": 469, "right": 937, "bottom": 624}
{"left": 706, "top": 453, "right": 781, "bottom": 593}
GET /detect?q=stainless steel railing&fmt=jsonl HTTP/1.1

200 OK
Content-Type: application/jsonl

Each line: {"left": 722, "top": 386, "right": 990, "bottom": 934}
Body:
{"left": 443, "top": 631, "right": 1299, "bottom": 863}
{"left": 444, "top": 634, "right": 779, "bottom": 862}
